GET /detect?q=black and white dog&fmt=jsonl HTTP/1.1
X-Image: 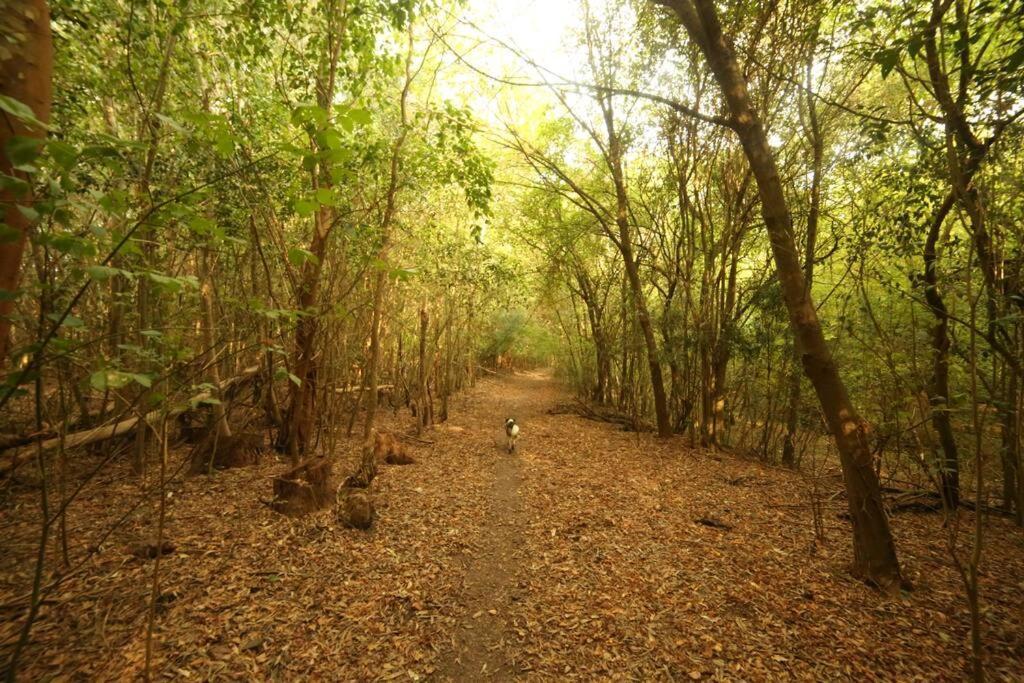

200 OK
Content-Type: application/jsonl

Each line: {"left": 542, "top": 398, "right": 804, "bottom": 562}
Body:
{"left": 504, "top": 417, "right": 520, "bottom": 453}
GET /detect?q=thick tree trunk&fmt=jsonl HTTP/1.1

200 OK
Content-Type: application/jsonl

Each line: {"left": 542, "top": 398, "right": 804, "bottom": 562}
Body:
{"left": 283, "top": 223, "right": 329, "bottom": 461}
{"left": 0, "top": 1, "right": 52, "bottom": 368}
{"left": 657, "top": 0, "right": 902, "bottom": 588}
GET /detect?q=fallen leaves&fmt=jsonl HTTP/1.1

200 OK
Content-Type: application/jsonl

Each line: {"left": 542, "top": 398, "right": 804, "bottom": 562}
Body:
{"left": 0, "top": 373, "right": 1022, "bottom": 680}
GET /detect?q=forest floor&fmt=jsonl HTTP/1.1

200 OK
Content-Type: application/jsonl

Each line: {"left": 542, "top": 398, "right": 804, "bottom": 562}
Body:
{"left": 1, "top": 372, "right": 1024, "bottom": 680}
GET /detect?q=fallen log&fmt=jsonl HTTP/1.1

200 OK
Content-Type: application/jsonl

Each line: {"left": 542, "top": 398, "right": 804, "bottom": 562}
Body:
{"left": 834, "top": 487, "right": 1015, "bottom": 519}
{"left": 0, "top": 365, "right": 260, "bottom": 477}
{"left": 333, "top": 384, "right": 394, "bottom": 394}
{"left": 0, "top": 430, "right": 57, "bottom": 452}
{"left": 547, "top": 399, "right": 653, "bottom": 432}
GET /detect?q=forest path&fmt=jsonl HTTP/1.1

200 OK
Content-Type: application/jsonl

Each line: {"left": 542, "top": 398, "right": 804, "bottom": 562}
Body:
{"left": 5, "top": 373, "right": 1024, "bottom": 680}
{"left": 436, "top": 371, "right": 556, "bottom": 680}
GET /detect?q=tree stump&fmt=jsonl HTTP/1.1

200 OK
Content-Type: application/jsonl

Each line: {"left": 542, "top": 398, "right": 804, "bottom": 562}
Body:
{"left": 337, "top": 488, "right": 375, "bottom": 530}
{"left": 189, "top": 432, "right": 263, "bottom": 474}
{"left": 342, "top": 443, "right": 377, "bottom": 489}
{"left": 374, "top": 431, "right": 415, "bottom": 465}
{"left": 270, "top": 458, "right": 333, "bottom": 515}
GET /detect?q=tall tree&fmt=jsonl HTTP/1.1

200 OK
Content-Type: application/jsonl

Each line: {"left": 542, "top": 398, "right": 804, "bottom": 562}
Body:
{"left": 0, "top": 0, "right": 53, "bottom": 367}
{"left": 654, "top": 0, "right": 903, "bottom": 589}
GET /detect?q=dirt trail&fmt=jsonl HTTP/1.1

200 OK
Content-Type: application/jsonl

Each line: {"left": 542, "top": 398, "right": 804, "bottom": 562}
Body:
{"left": 437, "top": 371, "right": 556, "bottom": 680}
{"left": 4, "top": 372, "right": 1024, "bottom": 680}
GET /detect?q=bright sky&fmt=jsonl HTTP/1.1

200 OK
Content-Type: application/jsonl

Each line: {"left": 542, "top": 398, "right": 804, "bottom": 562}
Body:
{"left": 427, "top": 0, "right": 594, "bottom": 130}
{"left": 465, "top": 0, "right": 584, "bottom": 82}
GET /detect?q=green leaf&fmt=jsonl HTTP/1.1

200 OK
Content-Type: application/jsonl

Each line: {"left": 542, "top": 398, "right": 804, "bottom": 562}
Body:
{"left": 90, "top": 370, "right": 133, "bottom": 391}
{"left": 213, "top": 130, "right": 235, "bottom": 157}
{"left": 0, "top": 174, "right": 30, "bottom": 197}
{"left": 314, "top": 188, "right": 336, "bottom": 206}
{"left": 875, "top": 47, "right": 900, "bottom": 79}
{"left": 147, "top": 272, "right": 197, "bottom": 293}
{"left": 6, "top": 135, "right": 45, "bottom": 168}
{"left": 287, "top": 247, "right": 319, "bottom": 268}
{"left": 46, "top": 313, "right": 84, "bottom": 328}
{"left": 17, "top": 205, "right": 39, "bottom": 222}
{"left": 86, "top": 264, "right": 120, "bottom": 281}
{"left": 45, "top": 233, "right": 96, "bottom": 257}
{"left": 291, "top": 104, "right": 328, "bottom": 129}
{"left": 188, "top": 216, "right": 216, "bottom": 236}
{"left": 154, "top": 113, "right": 187, "bottom": 134}
{"left": 0, "top": 224, "right": 22, "bottom": 244}
{"left": 47, "top": 140, "right": 78, "bottom": 170}
{"left": 317, "top": 129, "right": 343, "bottom": 150}
{"left": 130, "top": 373, "right": 153, "bottom": 388}
{"left": 293, "top": 198, "right": 317, "bottom": 217}
{"left": 0, "top": 95, "right": 47, "bottom": 129}
{"left": 273, "top": 367, "right": 302, "bottom": 386}
{"left": 348, "top": 108, "right": 372, "bottom": 126}
{"left": 390, "top": 265, "right": 418, "bottom": 281}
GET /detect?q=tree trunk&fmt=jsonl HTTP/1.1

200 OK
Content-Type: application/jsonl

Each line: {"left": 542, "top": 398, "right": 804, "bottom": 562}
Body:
{"left": 924, "top": 193, "right": 960, "bottom": 508}
{"left": 281, "top": 5, "right": 347, "bottom": 460}
{"left": 709, "top": 244, "right": 740, "bottom": 445}
{"left": 283, "top": 223, "right": 329, "bottom": 461}
{"left": 199, "top": 248, "right": 232, "bottom": 439}
{"left": 440, "top": 300, "right": 452, "bottom": 422}
{"left": 0, "top": 1, "right": 52, "bottom": 368}
{"left": 1001, "top": 369, "right": 1019, "bottom": 519}
{"left": 657, "top": 0, "right": 903, "bottom": 588}
{"left": 602, "top": 113, "right": 672, "bottom": 437}
{"left": 783, "top": 42, "right": 823, "bottom": 468}
{"left": 362, "top": 271, "right": 386, "bottom": 440}
{"left": 416, "top": 302, "right": 429, "bottom": 434}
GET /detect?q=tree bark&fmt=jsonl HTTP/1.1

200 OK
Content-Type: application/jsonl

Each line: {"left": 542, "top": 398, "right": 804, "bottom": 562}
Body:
{"left": 1000, "top": 369, "right": 1019, "bottom": 518}
{"left": 282, "top": 4, "right": 347, "bottom": 460}
{"left": 0, "top": 1, "right": 53, "bottom": 367}
{"left": 656, "top": 0, "right": 903, "bottom": 588}
{"left": 923, "top": 192, "right": 960, "bottom": 508}
{"left": 416, "top": 302, "right": 429, "bottom": 434}
{"left": 199, "top": 248, "right": 232, "bottom": 440}
{"left": 362, "top": 270, "right": 386, "bottom": 440}
{"left": 782, "top": 38, "right": 823, "bottom": 468}
{"left": 602, "top": 109, "right": 672, "bottom": 437}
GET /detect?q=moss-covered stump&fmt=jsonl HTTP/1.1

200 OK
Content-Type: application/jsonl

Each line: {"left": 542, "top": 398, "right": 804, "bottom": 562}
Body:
{"left": 270, "top": 458, "right": 333, "bottom": 516}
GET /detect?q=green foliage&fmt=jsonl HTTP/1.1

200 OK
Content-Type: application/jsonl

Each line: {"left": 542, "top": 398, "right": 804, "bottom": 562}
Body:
{"left": 480, "top": 309, "right": 558, "bottom": 368}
